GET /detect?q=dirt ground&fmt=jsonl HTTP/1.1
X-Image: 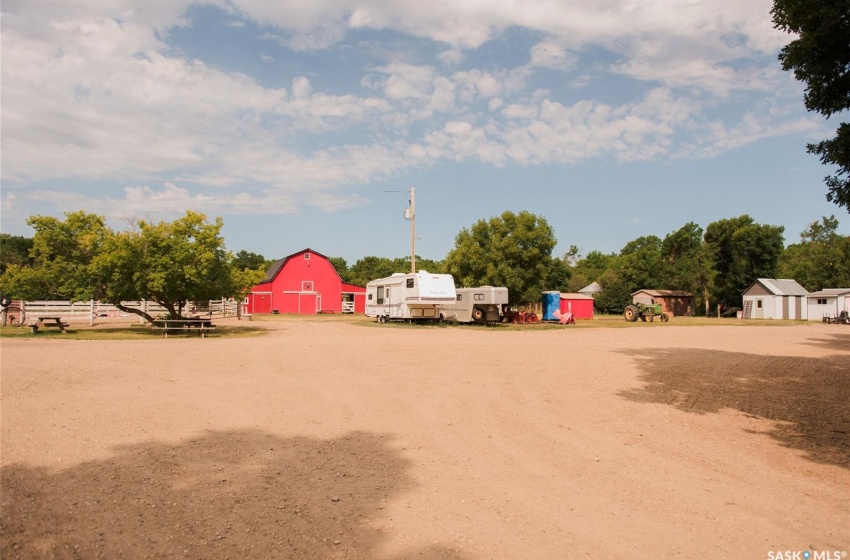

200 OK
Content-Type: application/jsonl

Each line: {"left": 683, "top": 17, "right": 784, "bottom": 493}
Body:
{"left": 1, "top": 318, "right": 848, "bottom": 559}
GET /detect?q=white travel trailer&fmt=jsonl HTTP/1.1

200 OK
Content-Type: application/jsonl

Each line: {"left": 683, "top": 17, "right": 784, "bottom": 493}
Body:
{"left": 439, "top": 286, "right": 509, "bottom": 324}
{"left": 365, "top": 271, "right": 457, "bottom": 323}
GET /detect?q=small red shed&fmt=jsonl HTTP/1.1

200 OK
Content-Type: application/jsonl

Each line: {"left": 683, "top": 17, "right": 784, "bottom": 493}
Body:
{"left": 245, "top": 248, "right": 366, "bottom": 315}
{"left": 559, "top": 292, "right": 594, "bottom": 319}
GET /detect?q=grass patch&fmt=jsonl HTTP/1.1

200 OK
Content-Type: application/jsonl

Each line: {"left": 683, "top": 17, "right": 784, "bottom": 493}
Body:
{"left": 0, "top": 324, "right": 268, "bottom": 340}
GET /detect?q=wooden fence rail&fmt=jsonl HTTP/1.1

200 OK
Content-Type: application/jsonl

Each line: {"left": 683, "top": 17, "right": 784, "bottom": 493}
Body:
{"left": 9, "top": 299, "right": 240, "bottom": 326}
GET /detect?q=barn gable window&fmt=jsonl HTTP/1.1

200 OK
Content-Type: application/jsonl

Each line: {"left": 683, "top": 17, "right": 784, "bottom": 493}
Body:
{"left": 304, "top": 253, "right": 310, "bottom": 260}
{"left": 302, "top": 281, "right": 314, "bottom": 292}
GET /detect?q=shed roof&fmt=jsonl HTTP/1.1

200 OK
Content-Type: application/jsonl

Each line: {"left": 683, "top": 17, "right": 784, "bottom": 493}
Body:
{"left": 578, "top": 282, "right": 602, "bottom": 294}
{"left": 631, "top": 289, "right": 692, "bottom": 297}
{"left": 744, "top": 278, "right": 809, "bottom": 296}
{"left": 559, "top": 292, "right": 594, "bottom": 300}
{"left": 806, "top": 288, "right": 850, "bottom": 298}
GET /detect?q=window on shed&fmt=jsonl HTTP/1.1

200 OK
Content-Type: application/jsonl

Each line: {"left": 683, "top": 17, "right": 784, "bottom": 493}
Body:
{"left": 757, "top": 300, "right": 763, "bottom": 308}
{"left": 817, "top": 298, "right": 827, "bottom": 305}
{"left": 302, "top": 281, "right": 314, "bottom": 292}
{"left": 304, "top": 253, "right": 310, "bottom": 260}
{"left": 407, "top": 278, "right": 414, "bottom": 288}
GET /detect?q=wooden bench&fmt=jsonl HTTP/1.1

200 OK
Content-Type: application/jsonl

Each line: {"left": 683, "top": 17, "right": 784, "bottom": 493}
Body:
{"left": 151, "top": 319, "right": 216, "bottom": 338}
{"left": 29, "top": 316, "right": 70, "bottom": 333}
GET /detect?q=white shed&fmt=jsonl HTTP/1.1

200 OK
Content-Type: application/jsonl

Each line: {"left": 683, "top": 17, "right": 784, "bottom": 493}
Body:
{"left": 806, "top": 288, "right": 850, "bottom": 322}
{"left": 742, "top": 279, "right": 809, "bottom": 320}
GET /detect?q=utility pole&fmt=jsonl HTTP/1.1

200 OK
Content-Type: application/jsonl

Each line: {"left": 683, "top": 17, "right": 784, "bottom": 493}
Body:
{"left": 409, "top": 187, "right": 415, "bottom": 273}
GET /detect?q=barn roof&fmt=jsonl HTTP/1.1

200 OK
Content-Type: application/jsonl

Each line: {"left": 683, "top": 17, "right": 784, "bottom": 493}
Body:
{"left": 256, "top": 248, "right": 336, "bottom": 284}
{"left": 744, "top": 278, "right": 809, "bottom": 296}
{"left": 631, "top": 289, "right": 692, "bottom": 297}
{"left": 806, "top": 288, "right": 850, "bottom": 298}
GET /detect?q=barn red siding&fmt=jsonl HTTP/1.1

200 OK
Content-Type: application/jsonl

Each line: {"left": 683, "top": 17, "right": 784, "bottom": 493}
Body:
{"left": 560, "top": 296, "right": 594, "bottom": 319}
{"left": 246, "top": 249, "right": 366, "bottom": 315}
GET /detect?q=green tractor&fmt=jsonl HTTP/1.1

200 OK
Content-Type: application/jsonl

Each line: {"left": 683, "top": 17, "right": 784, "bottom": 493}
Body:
{"left": 624, "top": 302, "right": 669, "bottom": 322}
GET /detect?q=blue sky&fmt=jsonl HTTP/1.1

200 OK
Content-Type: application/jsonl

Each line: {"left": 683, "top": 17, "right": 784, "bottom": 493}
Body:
{"left": 1, "top": 0, "right": 847, "bottom": 265}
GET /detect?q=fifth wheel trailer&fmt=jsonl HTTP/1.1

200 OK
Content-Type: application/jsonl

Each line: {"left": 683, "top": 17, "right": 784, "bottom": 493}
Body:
{"left": 439, "top": 286, "right": 509, "bottom": 324}
{"left": 365, "top": 271, "right": 457, "bottom": 323}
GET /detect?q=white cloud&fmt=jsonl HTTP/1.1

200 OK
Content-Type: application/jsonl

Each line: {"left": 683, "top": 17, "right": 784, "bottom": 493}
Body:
{"left": 259, "top": 52, "right": 274, "bottom": 62}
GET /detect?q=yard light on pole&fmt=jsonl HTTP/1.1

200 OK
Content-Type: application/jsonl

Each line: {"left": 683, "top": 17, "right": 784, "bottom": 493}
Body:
{"left": 386, "top": 187, "right": 417, "bottom": 274}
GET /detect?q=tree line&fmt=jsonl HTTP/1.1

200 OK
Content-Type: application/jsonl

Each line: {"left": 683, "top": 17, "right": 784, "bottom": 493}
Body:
{"left": 1, "top": 210, "right": 848, "bottom": 318}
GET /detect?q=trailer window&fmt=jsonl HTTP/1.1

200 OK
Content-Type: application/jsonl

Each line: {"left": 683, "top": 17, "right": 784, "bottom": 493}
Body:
{"left": 377, "top": 286, "right": 384, "bottom": 304}
{"left": 407, "top": 278, "right": 414, "bottom": 288}
{"left": 474, "top": 293, "right": 484, "bottom": 301}
{"left": 368, "top": 293, "right": 373, "bottom": 301}
{"left": 457, "top": 294, "right": 462, "bottom": 301}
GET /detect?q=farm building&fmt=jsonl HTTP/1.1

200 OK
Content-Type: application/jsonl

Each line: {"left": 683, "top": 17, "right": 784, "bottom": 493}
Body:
{"left": 631, "top": 289, "right": 693, "bottom": 317}
{"left": 245, "top": 249, "right": 366, "bottom": 315}
{"left": 578, "top": 282, "right": 602, "bottom": 297}
{"left": 741, "top": 279, "right": 808, "bottom": 320}
{"left": 805, "top": 288, "right": 850, "bottom": 322}
{"left": 559, "top": 293, "right": 595, "bottom": 319}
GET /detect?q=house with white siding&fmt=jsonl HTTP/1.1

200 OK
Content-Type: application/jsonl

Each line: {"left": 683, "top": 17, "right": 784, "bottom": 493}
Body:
{"left": 742, "top": 279, "right": 809, "bottom": 320}
{"left": 806, "top": 288, "right": 850, "bottom": 322}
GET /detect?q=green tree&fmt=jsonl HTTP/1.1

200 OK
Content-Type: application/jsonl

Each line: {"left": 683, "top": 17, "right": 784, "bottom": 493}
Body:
{"left": 0, "top": 211, "right": 261, "bottom": 323}
{"left": 232, "top": 250, "right": 268, "bottom": 272}
{"left": 617, "top": 235, "right": 663, "bottom": 291}
{"left": 347, "top": 256, "right": 397, "bottom": 287}
{"left": 773, "top": 0, "right": 850, "bottom": 209}
{"left": 0, "top": 234, "right": 34, "bottom": 277}
{"left": 444, "top": 210, "right": 557, "bottom": 305}
{"left": 593, "top": 266, "right": 632, "bottom": 314}
{"left": 779, "top": 215, "right": 850, "bottom": 290}
{"left": 0, "top": 212, "right": 112, "bottom": 300}
{"left": 660, "top": 222, "right": 715, "bottom": 315}
{"left": 704, "top": 215, "right": 785, "bottom": 308}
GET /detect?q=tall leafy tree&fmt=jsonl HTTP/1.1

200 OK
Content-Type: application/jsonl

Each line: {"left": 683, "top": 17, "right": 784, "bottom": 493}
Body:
{"left": 704, "top": 215, "right": 785, "bottom": 307}
{"left": 660, "top": 222, "right": 715, "bottom": 314}
{"left": 232, "top": 250, "right": 268, "bottom": 272}
{"left": 445, "top": 210, "right": 557, "bottom": 305}
{"left": 773, "top": 0, "right": 850, "bottom": 209}
{"left": 0, "top": 211, "right": 261, "bottom": 323}
{"left": 779, "top": 215, "right": 850, "bottom": 290}
{"left": 0, "top": 212, "right": 112, "bottom": 300}
{"left": 0, "top": 234, "right": 35, "bottom": 277}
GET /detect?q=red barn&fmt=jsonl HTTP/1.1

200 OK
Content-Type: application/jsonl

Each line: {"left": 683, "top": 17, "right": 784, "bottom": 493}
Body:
{"left": 559, "top": 293, "right": 594, "bottom": 319}
{"left": 245, "top": 248, "right": 366, "bottom": 315}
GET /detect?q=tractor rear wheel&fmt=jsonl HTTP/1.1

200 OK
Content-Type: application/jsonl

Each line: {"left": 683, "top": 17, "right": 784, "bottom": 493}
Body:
{"left": 624, "top": 305, "right": 639, "bottom": 322}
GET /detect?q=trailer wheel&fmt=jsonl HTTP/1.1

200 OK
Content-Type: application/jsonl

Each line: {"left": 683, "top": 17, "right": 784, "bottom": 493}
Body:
{"left": 472, "top": 308, "right": 485, "bottom": 322}
{"left": 377, "top": 315, "right": 385, "bottom": 324}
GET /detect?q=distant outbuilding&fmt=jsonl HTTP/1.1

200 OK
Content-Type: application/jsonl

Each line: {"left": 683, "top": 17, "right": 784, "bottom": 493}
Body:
{"left": 741, "top": 279, "right": 808, "bottom": 320}
{"left": 578, "top": 282, "right": 602, "bottom": 297}
{"left": 631, "top": 289, "right": 693, "bottom": 317}
{"left": 805, "top": 288, "right": 850, "bottom": 322}
{"left": 245, "top": 248, "right": 365, "bottom": 315}
{"left": 558, "top": 293, "right": 595, "bottom": 319}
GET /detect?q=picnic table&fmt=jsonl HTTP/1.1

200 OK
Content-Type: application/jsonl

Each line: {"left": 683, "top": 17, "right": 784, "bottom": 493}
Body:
{"left": 29, "top": 316, "right": 69, "bottom": 333}
{"left": 151, "top": 317, "right": 216, "bottom": 338}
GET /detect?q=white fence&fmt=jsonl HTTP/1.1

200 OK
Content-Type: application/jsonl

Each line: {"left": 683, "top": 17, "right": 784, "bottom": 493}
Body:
{"left": 8, "top": 299, "right": 240, "bottom": 325}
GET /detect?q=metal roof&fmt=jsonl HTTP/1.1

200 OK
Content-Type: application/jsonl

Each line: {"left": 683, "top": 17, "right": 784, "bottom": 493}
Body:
{"left": 631, "top": 289, "right": 693, "bottom": 297}
{"left": 747, "top": 278, "right": 809, "bottom": 296}
{"left": 806, "top": 288, "right": 850, "bottom": 298}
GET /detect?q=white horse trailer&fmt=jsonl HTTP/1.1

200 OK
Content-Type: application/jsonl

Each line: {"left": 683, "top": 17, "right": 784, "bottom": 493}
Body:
{"left": 439, "top": 286, "right": 509, "bottom": 324}
{"left": 365, "top": 271, "right": 457, "bottom": 323}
